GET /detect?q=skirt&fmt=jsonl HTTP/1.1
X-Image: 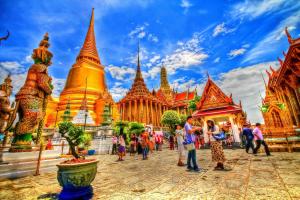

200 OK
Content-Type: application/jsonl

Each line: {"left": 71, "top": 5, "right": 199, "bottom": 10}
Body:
{"left": 118, "top": 145, "right": 125, "bottom": 153}
{"left": 211, "top": 141, "right": 225, "bottom": 163}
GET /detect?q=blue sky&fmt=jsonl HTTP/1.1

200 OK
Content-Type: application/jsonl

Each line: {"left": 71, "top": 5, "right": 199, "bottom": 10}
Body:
{"left": 0, "top": 0, "right": 299, "bottom": 123}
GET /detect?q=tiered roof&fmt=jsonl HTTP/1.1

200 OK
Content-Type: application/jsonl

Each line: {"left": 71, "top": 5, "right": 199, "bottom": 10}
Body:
{"left": 193, "top": 77, "right": 242, "bottom": 117}
{"left": 119, "top": 45, "right": 158, "bottom": 103}
{"left": 265, "top": 27, "right": 300, "bottom": 90}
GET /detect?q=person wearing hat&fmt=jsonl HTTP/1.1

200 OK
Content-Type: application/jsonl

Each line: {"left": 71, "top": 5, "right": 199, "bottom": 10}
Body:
{"left": 242, "top": 123, "right": 254, "bottom": 153}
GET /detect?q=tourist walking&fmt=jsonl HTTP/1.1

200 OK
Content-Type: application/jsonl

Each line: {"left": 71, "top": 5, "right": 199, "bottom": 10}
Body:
{"left": 141, "top": 131, "right": 149, "bottom": 160}
{"left": 184, "top": 116, "right": 202, "bottom": 172}
{"left": 242, "top": 123, "right": 255, "bottom": 153}
{"left": 118, "top": 134, "right": 126, "bottom": 161}
{"left": 149, "top": 131, "right": 155, "bottom": 153}
{"left": 169, "top": 134, "right": 175, "bottom": 150}
{"left": 112, "top": 134, "right": 118, "bottom": 155}
{"left": 155, "top": 134, "right": 162, "bottom": 151}
{"left": 175, "top": 124, "right": 185, "bottom": 166}
{"left": 207, "top": 120, "right": 226, "bottom": 170}
{"left": 253, "top": 123, "right": 271, "bottom": 156}
{"left": 137, "top": 134, "right": 143, "bottom": 154}
{"left": 130, "top": 134, "right": 136, "bottom": 156}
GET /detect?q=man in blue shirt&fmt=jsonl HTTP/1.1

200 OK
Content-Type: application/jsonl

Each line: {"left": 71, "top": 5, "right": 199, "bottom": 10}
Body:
{"left": 184, "top": 116, "right": 202, "bottom": 172}
{"left": 242, "top": 123, "right": 254, "bottom": 153}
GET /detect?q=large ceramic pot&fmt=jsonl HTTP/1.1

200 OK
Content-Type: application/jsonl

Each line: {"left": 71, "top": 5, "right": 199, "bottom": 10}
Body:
{"left": 57, "top": 159, "right": 99, "bottom": 199}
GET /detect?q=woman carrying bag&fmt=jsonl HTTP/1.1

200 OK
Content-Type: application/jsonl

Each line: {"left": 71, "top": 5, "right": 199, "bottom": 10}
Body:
{"left": 207, "top": 120, "right": 226, "bottom": 170}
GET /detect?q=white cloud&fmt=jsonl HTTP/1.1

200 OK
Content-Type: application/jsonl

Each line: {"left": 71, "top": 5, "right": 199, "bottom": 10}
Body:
{"left": 217, "top": 61, "right": 279, "bottom": 123}
{"left": 25, "top": 55, "right": 32, "bottom": 63}
{"left": 148, "top": 34, "right": 159, "bottom": 42}
{"left": 0, "top": 61, "right": 27, "bottom": 74}
{"left": 162, "top": 33, "right": 208, "bottom": 74}
{"left": 228, "top": 48, "right": 247, "bottom": 58}
{"left": 212, "top": 23, "right": 235, "bottom": 37}
{"left": 180, "top": 0, "right": 192, "bottom": 9}
{"left": 149, "top": 55, "right": 161, "bottom": 64}
{"left": 213, "top": 57, "right": 220, "bottom": 63}
{"left": 128, "top": 24, "right": 159, "bottom": 42}
{"left": 143, "top": 66, "right": 161, "bottom": 80}
{"left": 243, "top": 13, "right": 300, "bottom": 63}
{"left": 110, "top": 86, "right": 128, "bottom": 101}
{"left": 106, "top": 65, "right": 136, "bottom": 80}
{"left": 51, "top": 78, "right": 66, "bottom": 97}
{"left": 230, "top": 0, "right": 290, "bottom": 20}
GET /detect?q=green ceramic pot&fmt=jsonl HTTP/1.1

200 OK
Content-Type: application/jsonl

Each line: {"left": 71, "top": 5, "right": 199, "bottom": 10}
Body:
{"left": 57, "top": 159, "right": 99, "bottom": 190}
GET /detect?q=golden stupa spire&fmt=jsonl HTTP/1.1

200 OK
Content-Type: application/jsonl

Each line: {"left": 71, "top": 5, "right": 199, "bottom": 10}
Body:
{"left": 160, "top": 64, "right": 170, "bottom": 89}
{"left": 77, "top": 8, "right": 100, "bottom": 64}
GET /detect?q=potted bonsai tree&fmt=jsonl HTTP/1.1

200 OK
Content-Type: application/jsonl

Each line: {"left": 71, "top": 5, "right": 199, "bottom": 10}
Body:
{"left": 57, "top": 121, "right": 98, "bottom": 199}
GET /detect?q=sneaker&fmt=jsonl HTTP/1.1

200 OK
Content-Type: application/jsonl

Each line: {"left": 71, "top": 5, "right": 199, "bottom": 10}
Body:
{"left": 187, "top": 166, "right": 193, "bottom": 171}
{"left": 193, "top": 168, "right": 201, "bottom": 172}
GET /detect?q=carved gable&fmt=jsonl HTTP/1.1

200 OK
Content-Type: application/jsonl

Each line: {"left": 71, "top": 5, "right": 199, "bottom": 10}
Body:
{"left": 197, "top": 79, "right": 233, "bottom": 110}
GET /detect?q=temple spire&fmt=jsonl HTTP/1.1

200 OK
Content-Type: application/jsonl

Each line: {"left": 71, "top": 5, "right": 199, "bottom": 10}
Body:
{"left": 77, "top": 8, "right": 100, "bottom": 64}
{"left": 261, "top": 72, "right": 267, "bottom": 89}
{"left": 135, "top": 42, "right": 143, "bottom": 80}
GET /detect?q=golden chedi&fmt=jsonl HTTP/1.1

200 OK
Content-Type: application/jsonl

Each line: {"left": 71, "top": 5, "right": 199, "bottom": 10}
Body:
{"left": 45, "top": 9, "right": 117, "bottom": 127}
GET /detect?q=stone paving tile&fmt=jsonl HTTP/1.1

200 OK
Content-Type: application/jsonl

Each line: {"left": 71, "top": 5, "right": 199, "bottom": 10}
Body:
{"left": 0, "top": 149, "right": 299, "bottom": 200}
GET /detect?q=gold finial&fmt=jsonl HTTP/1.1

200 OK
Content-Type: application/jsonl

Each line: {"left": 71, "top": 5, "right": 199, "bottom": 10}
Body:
{"left": 77, "top": 8, "right": 100, "bottom": 63}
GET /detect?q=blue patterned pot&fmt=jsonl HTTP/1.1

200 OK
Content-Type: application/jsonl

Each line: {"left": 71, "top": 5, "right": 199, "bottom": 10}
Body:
{"left": 57, "top": 159, "right": 98, "bottom": 190}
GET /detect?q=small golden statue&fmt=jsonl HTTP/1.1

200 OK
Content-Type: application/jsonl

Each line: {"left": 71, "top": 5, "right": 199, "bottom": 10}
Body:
{"left": 11, "top": 33, "right": 53, "bottom": 151}
{"left": 0, "top": 75, "right": 15, "bottom": 144}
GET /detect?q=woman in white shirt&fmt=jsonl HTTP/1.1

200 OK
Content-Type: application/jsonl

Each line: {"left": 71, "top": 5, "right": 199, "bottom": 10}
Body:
{"left": 207, "top": 120, "right": 226, "bottom": 170}
{"left": 175, "top": 124, "right": 185, "bottom": 166}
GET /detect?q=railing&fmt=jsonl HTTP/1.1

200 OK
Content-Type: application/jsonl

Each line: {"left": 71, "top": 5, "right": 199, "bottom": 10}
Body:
{"left": 0, "top": 137, "right": 113, "bottom": 177}
{"left": 0, "top": 142, "right": 69, "bottom": 176}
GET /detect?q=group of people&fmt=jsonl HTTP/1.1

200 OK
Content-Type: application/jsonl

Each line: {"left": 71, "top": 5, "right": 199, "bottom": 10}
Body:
{"left": 175, "top": 116, "right": 226, "bottom": 172}
{"left": 242, "top": 122, "right": 271, "bottom": 156}
{"left": 174, "top": 117, "right": 271, "bottom": 173}
{"left": 111, "top": 130, "right": 164, "bottom": 161}
{"left": 112, "top": 116, "right": 271, "bottom": 171}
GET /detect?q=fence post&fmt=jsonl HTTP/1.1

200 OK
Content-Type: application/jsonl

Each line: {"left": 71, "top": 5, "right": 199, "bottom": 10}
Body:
{"left": 61, "top": 141, "right": 65, "bottom": 155}
{"left": 35, "top": 143, "right": 44, "bottom": 176}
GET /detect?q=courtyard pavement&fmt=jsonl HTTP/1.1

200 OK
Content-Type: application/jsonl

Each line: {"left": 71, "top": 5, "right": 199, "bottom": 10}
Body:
{"left": 0, "top": 148, "right": 299, "bottom": 200}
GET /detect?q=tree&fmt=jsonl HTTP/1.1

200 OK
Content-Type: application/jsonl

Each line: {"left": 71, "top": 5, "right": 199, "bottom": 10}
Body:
{"left": 161, "top": 110, "right": 180, "bottom": 134}
{"left": 113, "top": 121, "right": 129, "bottom": 143}
{"left": 128, "top": 122, "right": 145, "bottom": 136}
{"left": 188, "top": 95, "right": 201, "bottom": 112}
{"left": 58, "top": 121, "right": 88, "bottom": 159}
{"left": 179, "top": 114, "right": 187, "bottom": 127}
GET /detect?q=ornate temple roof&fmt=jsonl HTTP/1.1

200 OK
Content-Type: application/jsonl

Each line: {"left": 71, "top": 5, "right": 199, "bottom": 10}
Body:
{"left": 119, "top": 44, "right": 158, "bottom": 103}
{"left": 76, "top": 8, "right": 100, "bottom": 64}
{"left": 266, "top": 27, "right": 300, "bottom": 89}
{"left": 193, "top": 77, "right": 242, "bottom": 118}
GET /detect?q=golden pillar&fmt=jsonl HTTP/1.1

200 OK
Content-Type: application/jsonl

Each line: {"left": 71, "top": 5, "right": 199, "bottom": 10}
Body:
{"left": 286, "top": 87, "right": 300, "bottom": 125}
{"left": 150, "top": 101, "right": 154, "bottom": 125}
{"left": 156, "top": 103, "right": 158, "bottom": 127}
{"left": 122, "top": 103, "right": 125, "bottom": 120}
{"left": 139, "top": 99, "right": 143, "bottom": 123}
{"left": 146, "top": 99, "right": 149, "bottom": 124}
{"left": 129, "top": 101, "right": 132, "bottom": 121}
